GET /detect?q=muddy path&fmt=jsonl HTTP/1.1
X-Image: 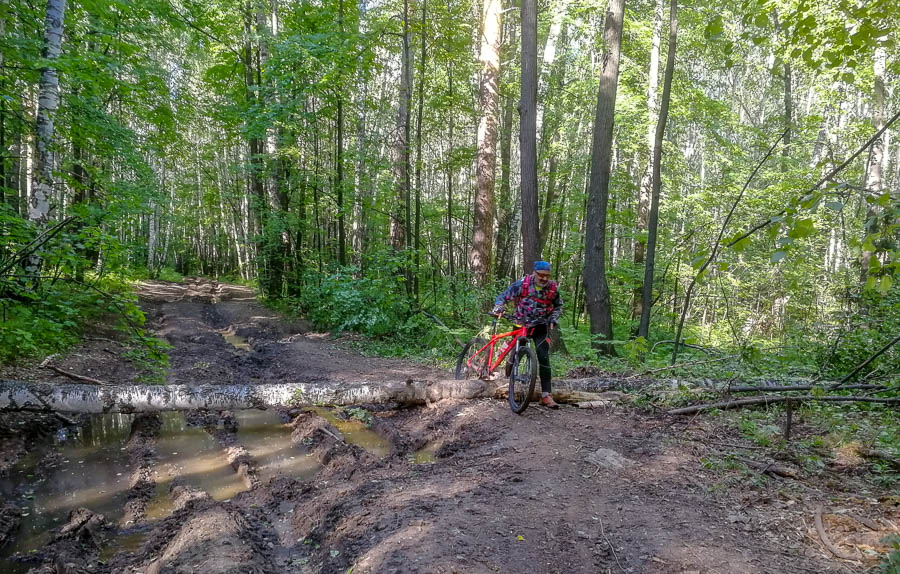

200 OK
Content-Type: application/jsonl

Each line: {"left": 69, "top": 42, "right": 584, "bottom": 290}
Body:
{"left": 1, "top": 279, "right": 896, "bottom": 573}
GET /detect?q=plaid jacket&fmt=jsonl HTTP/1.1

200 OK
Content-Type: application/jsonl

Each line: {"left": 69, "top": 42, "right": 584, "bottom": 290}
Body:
{"left": 493, "top": 275, "right": 563, "bottom": 326}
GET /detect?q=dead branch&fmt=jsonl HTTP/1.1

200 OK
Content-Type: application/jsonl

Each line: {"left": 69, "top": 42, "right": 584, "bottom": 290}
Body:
{"left": 857, "top": 448, "right": 900, "bottom": 470}
{"left": 419, "top": 309, "right": 465, "bottom": 347}
{"left": 829, "top": 333, "right": 900, "bottom": 390}
{"left": 668, "top": 395, "right": 900, "bottom": 415}
{"left": 737, "top": 457, "right": 799, "bottom": 479}
{"left": 727, "top": 383, "right": 885, "bottom": 393}
{"left": 672, "top": 129, "right": 788, "bottom": 365}
{"left": 46, "top": 366, "right": 110, "bottom": 386}
{"left": 726, "top": 108, "right": 900, "bottom": 251}
{"left": 598, "top": 516, "right": 627, "bottom": 574}
{"left": 0, "top": 217, "right": 77, "bottom": 276}
{"left": 649, "top": 340, "right": 718, "bottom": 354}
{"left": 815, "top": 507, "right": 857, "bottom": 560}
{"left": 632, "top": 354, "right": 739, "bottom": 378}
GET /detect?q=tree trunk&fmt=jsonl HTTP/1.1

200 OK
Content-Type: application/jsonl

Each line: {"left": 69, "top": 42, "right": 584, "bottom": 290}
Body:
{"left": 859, "top": 47, "right": 886, "bottom": 286}
{"left": 28, "top": 0, "right": 67, "bottom": 232}
{"left": 494, "top": 16, "right": 517, "bottom": 281}
{"left": 0, "top": 1, "right": 6, "bottom": 211}
{"left": 637, "top": 0, "right": 677, "bottom": 339}
{"left": 0, "top": 378, "right": 622, "bottom": 413}
{"left": 390, "top": 0, "right": 413, "bottom": 300}
{"left": 446, "top": 64, "right": 457, "bottom": 306}
{"left": 414, "top": 0, "right": 426, "bottom": 302}
{"left": 632, "top": 0, "right": 663, "bottom": 321}
{"left": 583, "top": 0, "right": 625, "bottom": 356}
{"left": 519, "top": 0, "right": 540, "bottom": 266}
{"left": 243, "top": 4, "right": 267, "bottom": 284}
{"left": 471, "top": 0, "right": 502, "bottom": 285}
{"left": 336, "top": 0, "right": 347, "bottom": 267}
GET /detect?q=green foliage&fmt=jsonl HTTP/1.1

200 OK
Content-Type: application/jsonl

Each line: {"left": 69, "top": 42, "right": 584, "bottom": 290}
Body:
{"left": 344, "top": 407, "right": 374, "bottom": 428}
{"left": 300, "top": 261, "right": 411, "bottom": 338}
{"left": 123, "top": 335, "right": 173, "bottom": 384}
{"left": 879, "top": 536, "right": 900, "bottom": 574}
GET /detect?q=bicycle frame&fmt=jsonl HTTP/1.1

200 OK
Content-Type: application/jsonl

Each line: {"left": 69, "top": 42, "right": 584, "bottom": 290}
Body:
{"left": 465, "top": 319, "right": 530, "bottom": 374}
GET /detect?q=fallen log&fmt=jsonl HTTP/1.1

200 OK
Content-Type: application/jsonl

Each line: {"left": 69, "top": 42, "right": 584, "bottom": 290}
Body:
{"left": 0, "top": 377, "right": 623, "bottom": 413}
{"left": 726, "top": 383, "right": 885, "bottom": 393}
{"left": 668, "top": 395, "right": 900, "bottom": 415}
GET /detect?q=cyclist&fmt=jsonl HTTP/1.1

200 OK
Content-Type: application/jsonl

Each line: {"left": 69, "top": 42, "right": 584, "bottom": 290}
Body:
{"left": 492, "top": 260, "right": 563, "bottom": 409}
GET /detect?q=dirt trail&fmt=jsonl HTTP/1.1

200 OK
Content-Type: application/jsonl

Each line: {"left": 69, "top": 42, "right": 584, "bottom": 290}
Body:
{"left": 1, "top": 279, "right": 896, "bottom": 573}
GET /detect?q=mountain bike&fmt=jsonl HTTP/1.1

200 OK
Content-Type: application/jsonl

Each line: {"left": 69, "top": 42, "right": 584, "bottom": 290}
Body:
{"left": 455, "top": 314, "right": 539, "bottom": 414}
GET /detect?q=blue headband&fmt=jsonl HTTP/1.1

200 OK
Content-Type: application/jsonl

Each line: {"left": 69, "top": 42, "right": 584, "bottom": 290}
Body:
{"left": 534, "top": 261, "right": 551, "bottom": 272}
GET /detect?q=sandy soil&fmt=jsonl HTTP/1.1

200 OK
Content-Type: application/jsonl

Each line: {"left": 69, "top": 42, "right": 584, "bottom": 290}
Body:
{"left": 1, "top": 278, "right": 896, "bottom": 574}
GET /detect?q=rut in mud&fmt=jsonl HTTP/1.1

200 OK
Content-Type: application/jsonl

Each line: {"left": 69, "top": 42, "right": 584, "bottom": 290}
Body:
{"left": 0, "top": 279, "right": 897, "bottom": 574}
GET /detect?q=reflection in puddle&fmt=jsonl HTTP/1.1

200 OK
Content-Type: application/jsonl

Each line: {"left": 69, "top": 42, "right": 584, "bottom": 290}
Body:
{"left": 0, "top": 413, "right": 136, "bottom": 572}
{"left": 1, "top": 409, "right": 329, "bottom": 569}
{"left": 234, "top": 410, "right": 320, "bottom": 482}
{"left": 308, "top": 407, "right": 391, "bottom": 457}
{"left": 409, "top": 440, "right": 443, "bottom": 464}
{"left": 222, "top": 332, "right": 250, "bottom": 350}
{"left": 145, "top": 412, "right": 249, "bottom": 518}
{"left": 99, "top": 531, "right": 147, "bottom": 561}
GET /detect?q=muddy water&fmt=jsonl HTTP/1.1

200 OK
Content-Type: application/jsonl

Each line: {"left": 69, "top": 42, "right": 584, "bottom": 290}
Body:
{"left": 308, "top": 407, "right": 391, "bottom": 457}
{"left": 144, "top": 411, "right": 250, "bottom": 519}
{"left": 410, "top": 440, "right": 443, "bottom": 464}
{"left": 234, "top": 409, "right": 319, "bottom": 483}
{"left": 0, "top": 413, "right": 136, "bottom": 572}
{"left": 222, "top": 332, "right": 251, "bottom": 350}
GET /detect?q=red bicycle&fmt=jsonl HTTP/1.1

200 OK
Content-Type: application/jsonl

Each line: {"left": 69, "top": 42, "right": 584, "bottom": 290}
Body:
{"left": 455, "top": 314, "right": 538, "bottom": 414}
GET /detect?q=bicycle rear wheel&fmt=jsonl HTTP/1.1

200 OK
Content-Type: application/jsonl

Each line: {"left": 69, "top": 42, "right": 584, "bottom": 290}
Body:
{"left": 508, "top": 344, "right": 537, "bottom": 414}
{"left": 455, "top": 338, "right": 488, "bottom": 380}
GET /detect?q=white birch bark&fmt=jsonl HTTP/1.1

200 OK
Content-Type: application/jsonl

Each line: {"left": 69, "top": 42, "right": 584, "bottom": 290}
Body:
{"left": 0, "top": 378, "right": 620, "bottom": 413}
{"left": 29, "top": 0, "right": 66, "bottom": 226}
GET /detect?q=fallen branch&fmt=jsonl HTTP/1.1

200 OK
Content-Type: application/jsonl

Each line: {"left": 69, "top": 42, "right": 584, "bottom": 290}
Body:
{"left": 668, "top": 395, "right": 900, "bottom": 415}
{"left": 46, "top": 366, "right": 110, "bottom": 386}
{"left": 726, "top": 383, "right": 885, "bottom": 393}
{"left": 858, "top": 448, "right": 900, "bottom": 470}
{"left": 737, "top": 457, "right": 799, "bottom": 479}
{"left": 815, "top": 507, "right": 857, "bottom": 560}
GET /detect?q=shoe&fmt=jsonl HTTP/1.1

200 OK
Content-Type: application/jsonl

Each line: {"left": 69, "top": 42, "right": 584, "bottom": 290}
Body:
{"left": 540, "top": 395, "right": 559, "bottom": 409}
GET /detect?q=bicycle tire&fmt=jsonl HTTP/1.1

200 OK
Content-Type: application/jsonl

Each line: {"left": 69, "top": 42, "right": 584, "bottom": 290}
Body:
{"left": 508, "top": 344, "right": 537, "bottom": 414}
{"left": 455, "top": 338, "right": 488, "bottom": 380}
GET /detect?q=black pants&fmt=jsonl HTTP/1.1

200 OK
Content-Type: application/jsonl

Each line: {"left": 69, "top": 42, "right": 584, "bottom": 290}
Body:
{"left": 528, "top": 323, "right": 552, "bottom": 393}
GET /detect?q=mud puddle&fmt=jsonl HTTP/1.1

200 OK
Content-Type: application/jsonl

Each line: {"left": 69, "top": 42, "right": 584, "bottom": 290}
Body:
{"left": 222, "top": 332, "right": 251, "bottom": 351}
{"left": 144, "top": 412, "right": 250, "bottom": 519}
{"left": 1, "top": 409, "right": 322, "bottom": 570}
{"left": 234, "top": 409, "right": 319, "bottom": 483}
{"left": 0, "top": 414, "right": 135, "bottom": 572}
{"left": 409, "top": 439, "right": 443, "bottom": 464}
{"left": 307, "top": 407, "right": 391, "bottom": 457}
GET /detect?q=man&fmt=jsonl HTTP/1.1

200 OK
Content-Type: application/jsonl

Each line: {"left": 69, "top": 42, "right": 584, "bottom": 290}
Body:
{"left": 492, "top": 261, "right": 563, "bottom": 408}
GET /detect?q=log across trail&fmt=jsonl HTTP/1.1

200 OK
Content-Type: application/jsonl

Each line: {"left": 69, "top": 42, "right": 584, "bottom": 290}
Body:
{"left": 0, "top": 377, "right": 622, "bottom": 413}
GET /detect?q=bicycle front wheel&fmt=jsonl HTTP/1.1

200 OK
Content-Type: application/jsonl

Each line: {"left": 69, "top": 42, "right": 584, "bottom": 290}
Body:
{"left": 508, "top": 345, "right": 537, "bottom": 414}
{"left": 455, "top": 338, "right": 488, "bottom": 380}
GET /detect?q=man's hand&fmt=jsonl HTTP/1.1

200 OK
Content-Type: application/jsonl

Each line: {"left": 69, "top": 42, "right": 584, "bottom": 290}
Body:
{"left": 491, "top": 306, "right": 504, "bottom": 317}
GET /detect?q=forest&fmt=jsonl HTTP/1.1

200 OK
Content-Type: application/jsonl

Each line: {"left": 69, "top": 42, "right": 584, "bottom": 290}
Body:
{"left": 1, "top": 0, "right": 899, "bottom": 571}
{"left": 1, "top": 0, "right": 898, "bottom": 379}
